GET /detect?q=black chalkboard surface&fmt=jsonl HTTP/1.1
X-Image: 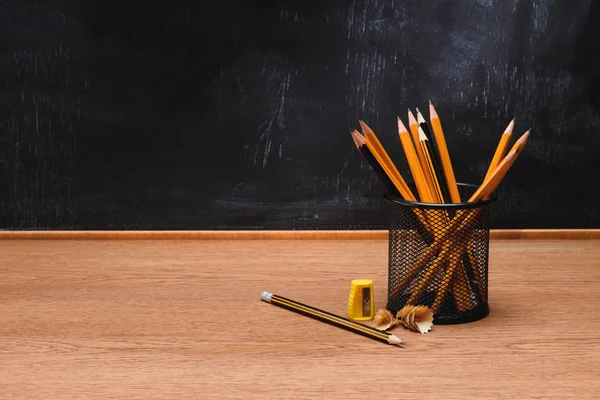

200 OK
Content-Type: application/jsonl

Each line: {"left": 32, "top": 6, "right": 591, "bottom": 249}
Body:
{"left": 1, "top": 0, "right": 599, "bottom": 229}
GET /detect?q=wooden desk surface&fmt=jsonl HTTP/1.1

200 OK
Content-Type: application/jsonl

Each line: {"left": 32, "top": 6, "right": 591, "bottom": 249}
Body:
{"left": 1, "top": 239, "right": 599, "bottom": 399}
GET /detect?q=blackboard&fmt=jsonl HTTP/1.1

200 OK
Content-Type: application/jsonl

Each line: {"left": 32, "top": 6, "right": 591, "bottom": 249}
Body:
{"left": 1, "top": 0, "right": 599, "bottom": 229}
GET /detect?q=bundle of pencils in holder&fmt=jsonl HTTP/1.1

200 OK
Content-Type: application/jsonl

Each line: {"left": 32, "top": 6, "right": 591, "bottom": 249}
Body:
{"left": 350, "top": 101, "right": 530, "bottom": 323}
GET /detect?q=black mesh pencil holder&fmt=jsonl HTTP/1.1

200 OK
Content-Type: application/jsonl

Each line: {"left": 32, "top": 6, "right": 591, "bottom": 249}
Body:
{"left": 385, "top": 183, "right": 497, "bottom": 324}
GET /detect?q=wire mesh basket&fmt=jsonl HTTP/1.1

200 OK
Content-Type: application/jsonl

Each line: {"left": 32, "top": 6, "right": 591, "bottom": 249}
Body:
{"left": 385, "top": 183, "right": 497, "bottom": 324}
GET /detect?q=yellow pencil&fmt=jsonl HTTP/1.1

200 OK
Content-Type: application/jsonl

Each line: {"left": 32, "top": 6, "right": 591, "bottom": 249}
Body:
{"left": 409, "top": 110, "right": 439, "bottom": 202}
{"left": 430, "top": 246, "right": 465, "bottom": 313}
{"left": 429, "top": 101, "right": 461, "bottom": 203}
{"left": 397, "top": 117, "right": 433, "bottom": 202}
{"left": 359, "top": 120, "right": 416, "bottom": 201}
{"left": 483, "top": 119, "right": 515, "bottom": 183}
{"left": 388, "top": 123, "right": 531, "bottom": 304}
{"left": 350, "top": 127, "right": 434, "bottom": 243}
{"left": 469, "top": 130, "right": 531, "bottom": 202}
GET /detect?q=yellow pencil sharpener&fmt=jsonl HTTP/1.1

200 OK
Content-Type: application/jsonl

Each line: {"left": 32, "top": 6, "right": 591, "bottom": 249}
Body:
{"left": 348, "top": 279, "right": 374, "bottom": 321}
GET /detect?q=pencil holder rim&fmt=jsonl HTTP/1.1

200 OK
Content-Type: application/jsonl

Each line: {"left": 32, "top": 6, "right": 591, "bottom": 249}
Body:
{"left": 384, "top": 182, "right": 497, "bottom": 209}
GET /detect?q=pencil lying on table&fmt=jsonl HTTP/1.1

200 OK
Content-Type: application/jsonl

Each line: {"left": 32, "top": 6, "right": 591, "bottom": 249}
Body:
{"left": 261, "top": 291, "right": 406, "bottom": 346}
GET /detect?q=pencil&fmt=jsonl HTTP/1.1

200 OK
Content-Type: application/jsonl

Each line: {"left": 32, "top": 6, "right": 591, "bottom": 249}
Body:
{"left": 414, "top": 130, "right": 531, "bottom": 311}
{"left": 397, "top": 117, "right": 432, "bottom": 202}
{"left": 417, "top": 108, "right": 451, "bottom": 203}
{"left": 350, "top": 130, "right": 434, "bottom": 244}
{"left": 417, "top": 126, "right": 446, "bottom": 203}
{"left": 452, "top": 261, "right": 477, "bottom": 312}
{"left": 458, "top": 252, "right": 482, "bottom": 308}
{"left": 429, "top": 101, "right": 462, "bottom": 203}
{"left": 260, "top": 291, "right": 405, "bottom": 346}
{"left": 469, "top": 129, "right": 531, "bottom": 202}
{"left": 388, "top": 200, "right": 487, "bottom": 298}
{"left": 359, "top": 120, "right": 416, "bottom": 201}
{"left": 350, "top": 130, "right": 397, "bottom": 195}
{"left": 430, "top": 247, "right": 464, "bottom": 312}
{"left": 380, "top": 107, "right": 531, "bottom": 314}
{"left": 482, "top": 119, "right": 515, "bottom": 183}
{"left": 409, "top": 110, "right": 439, "bottom": 202}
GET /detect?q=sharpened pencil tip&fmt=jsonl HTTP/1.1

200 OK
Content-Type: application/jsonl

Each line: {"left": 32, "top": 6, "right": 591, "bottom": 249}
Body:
{"left": 505, "top": 119, "right": 515, "bottom": 135}
{"left": 429, "top": 102, "right": 438, "bottom": 119}
{"left": 358, "top": 120, "right": 373, "bottom": 135}
{"left": 388, "top": 334, "right": 406, "bottom": 346}
{"left": 350, "top": 129, "right": 366, "bottom": 148}
{"left": 408, "top": 109, "right": 417, "bottom": 126}
{"left": 417, "top": 125, "right": 428, "bottom": 141}
{"left": 515, "top": 129, "right": 531, "bottom": 146}
{"left": 397, "top": 117, "right": 408, "bottom": 133}
{"left": 416, "top": 108, "right": 426, "bottom": 124}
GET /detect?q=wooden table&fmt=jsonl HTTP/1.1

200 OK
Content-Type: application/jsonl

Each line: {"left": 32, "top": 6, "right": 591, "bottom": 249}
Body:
{"left": 1, "top": 238, "right": 599, "bottom": 399}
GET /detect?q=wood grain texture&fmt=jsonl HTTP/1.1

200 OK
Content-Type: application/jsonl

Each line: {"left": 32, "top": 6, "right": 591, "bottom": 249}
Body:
{"left": 0, "top": 229, "right": 599, "bottom": 240}
{"left": 1, "top": 239, "right": 599, "bottom": 399}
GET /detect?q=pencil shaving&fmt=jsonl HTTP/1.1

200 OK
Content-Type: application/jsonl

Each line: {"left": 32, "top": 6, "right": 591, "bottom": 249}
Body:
{"left": 406, "top": 310, "right": 416, "bottom": 330}
{"left": 413, "top": 305, "right": 434, "bottom": 333}
{"left": 396, "top": 305, "right": 433, "bottom": 334}
{"left": 373, "top": 308, "right": 397, "bottom": 331}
